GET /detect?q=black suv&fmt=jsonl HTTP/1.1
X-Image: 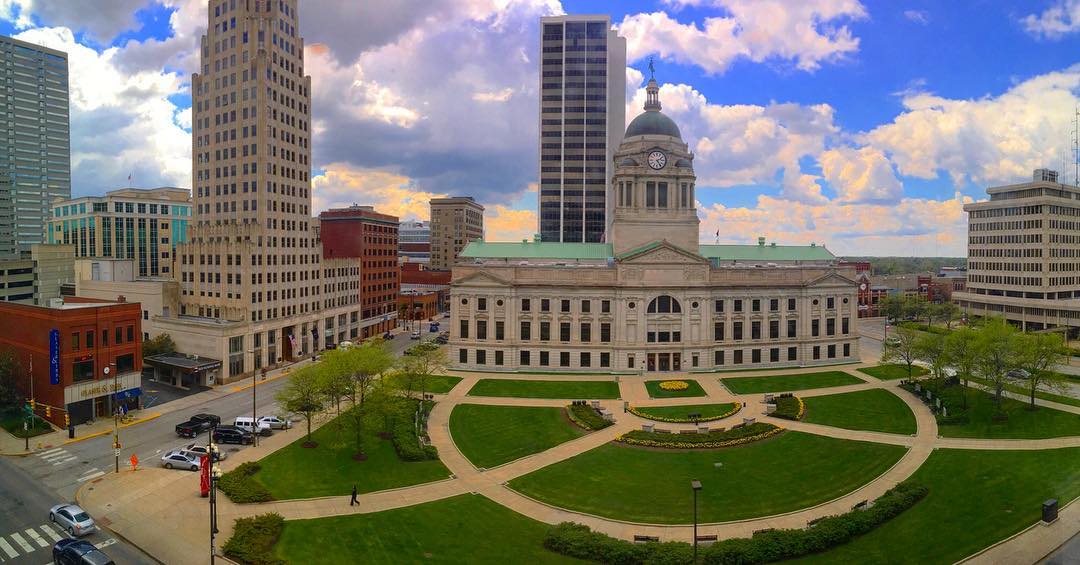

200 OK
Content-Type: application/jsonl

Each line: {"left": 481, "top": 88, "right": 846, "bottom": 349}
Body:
{"left": 53, "top": 539, "right": 114, "bottom": 565}
{"left": 174, "top": 413, "right": 221, "bottom": 438}
{"left": 212, "top": 425, "right": 253, "bottom": 445}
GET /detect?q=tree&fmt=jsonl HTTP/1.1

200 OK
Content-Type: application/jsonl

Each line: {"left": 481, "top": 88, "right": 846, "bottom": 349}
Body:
{"left": 314, "top": 362, "right": 349, "bottom": 416}
{"left": 944, "top": 326, "right": 978, "bottom": 408}
{"left": 938, "top": 302, "right": 961, "bottom": 329}
{"left": 879, "top": 295, "right": 906, "bottom": 322}
{"left": 884, "top": 325, "right": 921, "bottom": 379}
{"left": 1015, "top": 332, "right": 1068, "bottom": 409}
{"left": 275, "top": 365, "right": 324, "bottom": 444}
{"left": 973, "top": 319, "right": 1023, "bottom": 411}
{"left": 322, "top": 342, "right": 395, "bottom": 456}
{"left": 0, "top": 353, "right": 20, "bottom": 409}
{"left": 913, "top": 332, "right": 946, "bottom": 380}
{"left": 394, "top": 346, "right": 449, "bottom": 401}
{"left": 142, "top": 333, "right": 177, "bottom": 359}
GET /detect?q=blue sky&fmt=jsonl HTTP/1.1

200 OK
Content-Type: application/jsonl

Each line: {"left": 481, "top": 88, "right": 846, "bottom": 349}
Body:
{"left": 3, "top": 0, "right": 1080, "bottom": 256}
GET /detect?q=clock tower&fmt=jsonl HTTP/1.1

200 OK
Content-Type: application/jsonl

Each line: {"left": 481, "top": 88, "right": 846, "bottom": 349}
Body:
{"left": 609, "top": 77, "right": 699, "bottom": 256}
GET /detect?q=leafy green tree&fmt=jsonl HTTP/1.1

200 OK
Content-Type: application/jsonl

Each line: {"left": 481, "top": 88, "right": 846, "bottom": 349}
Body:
{"left": 944, "top": 326, "right": 978, "bottom": 408}
{"left": 0, "top": 353, "right": 20, "bottom": 409}
{"left": 973, "top": 319, "right": 1023, "bottom": 411}
{"left": 322, "top": 342, "right": 395, "bottom": 456}
{"left": 394, "top": 346, "right": 449, "bottom": 400}
{"left": 885, "top": 325, "right": 921, "bottom": 379}
{"left": 276, "top": 365, "right": 324, "bottom": 443}
{"left": 1015, "top": 332, "right": 1068, "bottom": 409}
{"left": 142, "top": 333, "right": 177, "bottom": 359}
{"left": 938, "top": 302, "right": 961, "bottom": 329}
{"left": 913, "top": 332, "right": 946, "bottom": 380}
{"left": 879, "top": 295, "right": 906, "bottom": 322}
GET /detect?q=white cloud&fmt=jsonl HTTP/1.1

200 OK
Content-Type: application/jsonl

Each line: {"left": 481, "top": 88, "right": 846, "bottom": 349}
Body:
{"left": 819, "top": 146, "right": 902, "bottom": 203}
{"left": 903, "top": 9, "right": 929, "bottom": 25}
{"left": 619, "top": 0, "right": 867, "bottom": 74}
{"left": 311, "top": 164, "right": 445, "bottom": 221}
{"left": 1021, "top": 0, "right": 1080, "bottom": 39}
{"left": 472, "top": 88, "right": 516, "bottom": 103}
{"left": 0, "top": 0, "right": 148, "bottom": 42}
{"left": 864, "top": 67, "right": 1080, "bottom": 187}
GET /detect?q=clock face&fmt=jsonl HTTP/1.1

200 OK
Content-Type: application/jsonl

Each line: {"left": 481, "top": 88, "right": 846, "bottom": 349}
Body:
{"left": 859, "top": 283, "right": 867, "bottom": 290}
{"left": 647, "top": 151, "right": 667, "bottom": 170}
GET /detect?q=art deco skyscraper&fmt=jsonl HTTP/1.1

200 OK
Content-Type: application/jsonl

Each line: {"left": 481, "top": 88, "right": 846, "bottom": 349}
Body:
{"left": 537, "top": 16, "right": 626, "bottom": 243}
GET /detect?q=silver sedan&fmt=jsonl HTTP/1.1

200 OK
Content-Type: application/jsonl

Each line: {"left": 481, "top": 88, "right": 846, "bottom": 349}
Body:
{"left": 49, "top": 503, "right": 96, "bottom": 537}
{"left": 161, "top": 451, "right": 201, "bottom": 471}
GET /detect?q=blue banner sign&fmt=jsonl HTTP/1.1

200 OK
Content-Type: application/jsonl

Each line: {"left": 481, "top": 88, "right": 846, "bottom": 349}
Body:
{"left": 49, "top": 328, "right": 60, "bottom": 385}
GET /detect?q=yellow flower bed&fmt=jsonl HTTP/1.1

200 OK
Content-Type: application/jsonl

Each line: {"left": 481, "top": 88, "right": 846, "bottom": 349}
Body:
{"left": 615, "top": 426, "right": 785, "bottom": 449}
{"left": 795, "top": 396, "right": 806, "bottom": 420}
{"left": 658, "top": 380, "right": 689, "bottom": 391}
{"left": 627, "top": 404, "right": 742, "bottom": 423}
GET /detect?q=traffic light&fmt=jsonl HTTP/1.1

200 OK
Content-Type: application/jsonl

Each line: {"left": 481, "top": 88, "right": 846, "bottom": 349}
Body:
{"left": 29, "top": 398, "right": 35, "bottom": 411}
{"left": 64, "top": 414, "right": 70, "bottom": 427}
{"left": 45, "top": 406, "right": 51, "bottom": 418}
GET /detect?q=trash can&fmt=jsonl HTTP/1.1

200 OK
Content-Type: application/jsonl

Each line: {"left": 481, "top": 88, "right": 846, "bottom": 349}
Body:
{"left": 68, "top": 424, "right": 75, "bottom": 439}
{"left": 1043, "top": 499, "right": 1059, "bottom": 523}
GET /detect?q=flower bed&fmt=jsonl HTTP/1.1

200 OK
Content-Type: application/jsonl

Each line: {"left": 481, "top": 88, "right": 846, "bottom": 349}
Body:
{"left": 616, "top": 422, "right": 783, "bottom": 449}
{"left": 658, "top": 380, "right": 689, "bottom": 391}
{"left": 771, "top": 395, "right": 805, "bottom": 421}
{"left": 566, "top": 404, "right": 612, "bottom": 430}
{"left": 627, "top": 403, "right": 741, "bottom": 423}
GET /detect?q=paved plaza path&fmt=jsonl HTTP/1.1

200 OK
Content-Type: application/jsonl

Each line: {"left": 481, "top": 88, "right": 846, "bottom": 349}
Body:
{"left": 76, "top": 358, "right": 1080, "bottom": 565}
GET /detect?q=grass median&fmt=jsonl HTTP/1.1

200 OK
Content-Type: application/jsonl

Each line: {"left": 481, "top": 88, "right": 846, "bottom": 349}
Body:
{"left": 449, "top": 404, "right": 585, "bottom": 469}
{"left": 722, "top": 371, "right": 864, "bottom": 394}
{"left": 802, "top": 389, "right": 917, "bottom": 435}
{"left": 467, "top": 378, "right": 620, "bottom": 399}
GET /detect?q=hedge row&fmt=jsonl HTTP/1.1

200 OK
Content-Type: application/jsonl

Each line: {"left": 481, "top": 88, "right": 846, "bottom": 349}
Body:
{"left": 222, "top": 513, "right": 285, "bottom": 565}
{"left": 616, "top": 422, "right": 783, "bottom": 449}
{"left": 567, "top": 404, "right": 613, "bottom": 430}
{"left": 771, "top": 396, "right": 804, "bottom": 421}
{"left": 543, "top": 482, "right": 928, "bottom": 565}
{"left": 218, "top": 462, "right": 274, "bottom": 503}
{"left": 392, "top": 399, "right": 440, "bottom": 462}
{"left": 628, "top": 404, "right": 741, "bottom": 424}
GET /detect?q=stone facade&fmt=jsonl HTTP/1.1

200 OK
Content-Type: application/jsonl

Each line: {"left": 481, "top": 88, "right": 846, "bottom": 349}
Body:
{"left": 430, "top": 197, "right": 484, "bottom": 271}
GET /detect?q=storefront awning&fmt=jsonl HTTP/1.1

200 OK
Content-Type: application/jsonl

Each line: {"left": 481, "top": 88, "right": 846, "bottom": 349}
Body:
{"left": 113, "top": 387, "right": 141, "bottom": 401}
{"left": 145, "top": 353, "right": 223, "bottom": 374}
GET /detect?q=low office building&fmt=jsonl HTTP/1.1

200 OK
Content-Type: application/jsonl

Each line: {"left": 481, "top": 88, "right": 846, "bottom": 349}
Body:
{"left": 49, "top": 187, "right": 192, "bottom": 277}
{"left": 430, "top": 197, "right": 484, "bottom": 271}
{"left": 399, "top": 219, "right": 431, "bottom": 265}
{"left": 0, "top": 297, "right": 142, "bottom": 427}
{"left": 450, "top": 79, "right": 858, "bottom": 372}
{"left": 955, "top": 169, "right": 1080, "bottom": 333}
{"left": 0, "top": 243, "right": 74, "bottom": 305}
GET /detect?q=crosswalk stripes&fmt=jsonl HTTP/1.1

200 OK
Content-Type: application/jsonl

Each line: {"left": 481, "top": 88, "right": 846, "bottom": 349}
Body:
{"left": 38, "top": 525, "right": 61, "bottom": 543}
{"left": 0, "top": 537, "right": 17, "bottom": 559}
{"left": 77, "top": 468, "right": 105, "bottom": 483}
{"left": 7, "top": 532, "right": 32, "bottom": 553}
{"left": 0, "top": 523, "right": 67, "bottom": 560}
{"left": 23, "top": 527, "right": 48, "bottom": 549}
{"left": 36, "top": 447, "right": 79, "bottom": 467}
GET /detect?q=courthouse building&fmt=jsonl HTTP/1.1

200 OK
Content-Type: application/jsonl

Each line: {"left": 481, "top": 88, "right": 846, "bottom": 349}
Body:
{"left": 450, "top": 79, "right": 859, "bottom": 372}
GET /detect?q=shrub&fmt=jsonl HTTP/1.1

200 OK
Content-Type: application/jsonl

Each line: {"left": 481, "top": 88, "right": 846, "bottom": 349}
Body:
{"left": 391, "top": 399, "right": 440, "bottom": 461}
{"left": 628, "top": 404, "right": 741, "bottom": 424}
{"left": 218, "top": 462, "right": 274, "bottom": 503}
{"left": 771, "top": 396, "right": 804, "bottom": 420}
{"left": 543, "top": 483, "right": 928, "bottom": 565}
{"left": 616, "top": 422, "right": 782, "bottom": 449}
{"left": 222, "top": 513, "right": 285, "bottom": 565}
{"left": 567, "top": 404, "right": 612, "bottom": 430}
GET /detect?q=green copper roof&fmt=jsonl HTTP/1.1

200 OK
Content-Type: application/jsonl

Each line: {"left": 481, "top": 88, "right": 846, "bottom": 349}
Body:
{"left": 461, "top": 240, "right": 835, "bottom": 262}
{"left": 459, "top": 241, "right": 614, "bottom": 260}
{"left": 699, "top": 244, "right": 835, "bottom": 261}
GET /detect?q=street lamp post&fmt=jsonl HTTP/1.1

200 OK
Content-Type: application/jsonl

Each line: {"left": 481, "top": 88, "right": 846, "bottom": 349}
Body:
{"left": 209, "top": 424, "right": 220, "bottom": 564}
{"left": 248, "top": 350, "right": 258, "bottom": 447}
{"left": 108, "top": 362, "right": 118, "bottom": 473}
{"left": 691, "top": 479, "right": 702, "bottom": 563}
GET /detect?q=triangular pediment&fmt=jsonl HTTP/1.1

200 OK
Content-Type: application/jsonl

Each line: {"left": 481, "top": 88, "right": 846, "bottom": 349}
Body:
{"left": 807, "top": 271, "right": 858, "bottom": 288}
{"left": 452, "top": 270, "right": 512, "bottom": 287}
{"left": 616, "top": 240, "right": 708, "bottom": 264}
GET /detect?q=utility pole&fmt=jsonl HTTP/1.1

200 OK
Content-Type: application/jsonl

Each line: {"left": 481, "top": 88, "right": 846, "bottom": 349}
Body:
{"left": 209, "top": 423, "right": 219, "bottom": 565}
{"left": 109, "top": 362, "right": 119, "bottom": 473}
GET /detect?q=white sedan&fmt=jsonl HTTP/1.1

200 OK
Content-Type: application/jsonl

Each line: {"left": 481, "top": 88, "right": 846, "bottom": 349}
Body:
{"left": 257, "top": 415, "right": 292, "bottom": 430}
{"left": 49, "top": 503, "right": 96, "bottom": 537}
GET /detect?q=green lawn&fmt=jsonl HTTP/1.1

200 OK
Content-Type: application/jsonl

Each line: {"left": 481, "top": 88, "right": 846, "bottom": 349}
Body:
{"left": 467, "top": 379, "right": 620, "bottom": 399}
{"left": 802, "top": 389, "right": 917, "bottom": 435}
{"left": 273, "top": 494, "right": 581, "bottom": 564}
{"left": 858, "top": 364, "right": 930, "bottom": 381}
{"left": 721, "top": 371, "right": 865, "bottom": 394}
{"left": 630, "top": 403, "right": 738, "bottom": 422}
{"left": 449, "top": 404, "right": 585, "bottom": 469}
{"left": 251, "top": 405, "right": 450, "bottom": 499}
{"left": 927, "top": 384, "right": 1080, "bottom": 439}
{"left": 644, "top": 379, "right": 707, "bottom": 398}
{"left": 509, "top": 432, "right": 906, "bottom": 524}
{"left": 387, "top": 374, "right": 464, "bottom": 394}
{"left": 794, "top": 447, "right": 1080, "bottom": 564}
{"left": 968, "top": 376, "right": 1080, "bottom": 408}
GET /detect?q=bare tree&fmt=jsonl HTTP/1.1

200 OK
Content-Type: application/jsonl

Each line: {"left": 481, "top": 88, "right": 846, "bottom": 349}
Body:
{"left": 395, "top": 346, "right": 449, "bottom": 401}
{"left": 885, "top": 325, "right": 922, "bottom": 379}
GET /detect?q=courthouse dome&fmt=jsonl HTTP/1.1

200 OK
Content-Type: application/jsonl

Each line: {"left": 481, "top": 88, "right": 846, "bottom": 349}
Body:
{"left": 624, "top": 77, "right": 682, "bottom": 140}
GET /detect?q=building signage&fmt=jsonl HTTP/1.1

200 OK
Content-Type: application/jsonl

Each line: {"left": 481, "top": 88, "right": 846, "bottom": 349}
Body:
{"left": 64, "top": 371, "right": 141, "bottom": 406}
{"left": 49, "top": 329, "right": 60, "bottom": 385}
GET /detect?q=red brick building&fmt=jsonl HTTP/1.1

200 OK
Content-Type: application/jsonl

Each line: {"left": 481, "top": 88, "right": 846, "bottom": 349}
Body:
{"left": 398, "top": 292, "right": 440, "bottom": 326}
{"left": 0, "top": 298, "right": 142, "bottom": 427}
{"left": 401, "top": 262, "right": 452, "bottom": 312}
{"left": 320, "top": 206, "right": 400, "bottom": 338}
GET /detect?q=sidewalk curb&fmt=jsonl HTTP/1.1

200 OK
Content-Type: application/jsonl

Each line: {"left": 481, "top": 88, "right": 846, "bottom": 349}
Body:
{"left": 75, "top": 475, "right": 167, "bottom": 565}
{"left": 64, "top": 412, "right": 163, "bottom": 445}
{"left": 228, "top": 369, "right": 293, "bottom": 393}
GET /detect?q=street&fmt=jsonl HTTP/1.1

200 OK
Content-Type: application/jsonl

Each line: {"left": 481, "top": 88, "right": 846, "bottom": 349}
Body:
{"left": 0, "top": 326, "right": 444, "bottom": 564}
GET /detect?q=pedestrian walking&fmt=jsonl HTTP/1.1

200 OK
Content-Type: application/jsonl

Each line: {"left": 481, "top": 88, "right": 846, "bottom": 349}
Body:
{"left": 350, "top": 485, "right": 358, "bottom": 506}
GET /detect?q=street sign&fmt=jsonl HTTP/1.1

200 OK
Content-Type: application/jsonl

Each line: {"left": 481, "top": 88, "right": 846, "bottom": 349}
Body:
{"left": 49, "top": 329, "right": 60, "bottom": 385}
{"left": 114, "top": 448, "right": 120, "bottom": 457}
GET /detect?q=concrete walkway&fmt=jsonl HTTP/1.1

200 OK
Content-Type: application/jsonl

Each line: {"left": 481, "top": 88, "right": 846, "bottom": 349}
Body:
{"left": 75, "top": 362, "right": 1080, "bottom": 564}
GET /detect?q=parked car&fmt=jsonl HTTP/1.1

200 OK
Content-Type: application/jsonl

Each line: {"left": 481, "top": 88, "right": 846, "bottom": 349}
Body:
{"left": 49, "top": 503, "right": 96, "bottom": 537}
{"left": 234, "top": 416, "right": 273, "bottom": 436}
{"left": 382, "top": 331, "right": 395, "bottom": 340}
{"left": 175, "top": 413, "right": 221, "bottom": 438}
{"left": 52, "top": 539, "right": 114, "bottom": 565}
{"left": 410, "top": 330, "right": 422, "bottom": 339}
{"left": 161, "top": 451, "right": 201, "bottom": 471}
{"left": 1006, "top": 369, "right": 1031, "bottom": 379}
{"left": 883, "top": 336, "right": 901, "bottom": 347}
{"left": 180, "top": 442, "right": 226, "bottom": 461}
{"left": 213, "top": 425, "right": 254, "bottom": 445}
{"left": 257, "top": 415, "right": 292, "bottom": 430}
{"left": 434, "top": 335, "right": 448, "bottom": 345}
